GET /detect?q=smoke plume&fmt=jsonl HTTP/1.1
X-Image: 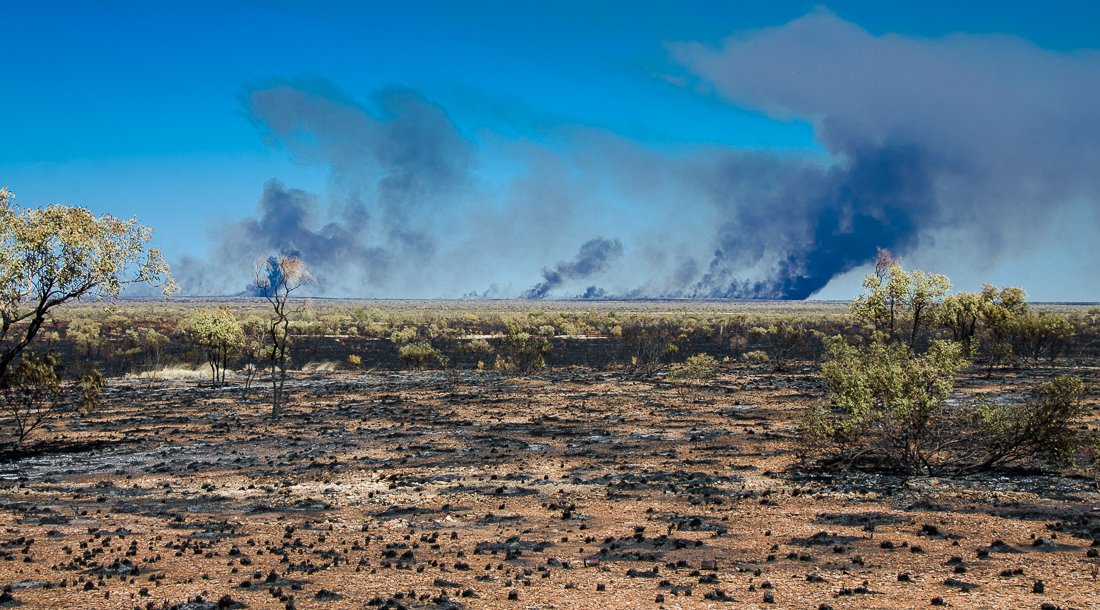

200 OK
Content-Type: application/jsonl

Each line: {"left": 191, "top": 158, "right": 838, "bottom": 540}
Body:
{"left": 671, "top": 8, "right": 1100, "bottom": 297}
{"left": 523, "top": 237, "right": 624, "bottom": 299}
{"left": 173, "top": 11, "right": 1100, "bottom": 299}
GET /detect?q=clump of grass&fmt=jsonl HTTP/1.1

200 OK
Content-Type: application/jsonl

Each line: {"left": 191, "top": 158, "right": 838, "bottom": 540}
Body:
{"left": 128, "top": 364, "right": 212, "bottom": 380}
{"left": 302, "top": 360, "right": 342, "bottom": 372}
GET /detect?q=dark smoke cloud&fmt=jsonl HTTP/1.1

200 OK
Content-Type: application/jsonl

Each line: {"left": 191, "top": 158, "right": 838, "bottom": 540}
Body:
{"left": 523, "top": 237, "right": 624, "bottom": 299}
{"left": 171, "top": 179, "right": 388, "bottom": 296}
{"left": 685, "top": 141, "right": 934, "bottom": 298}
{"left": 173, "top": 11, "right": 1100, "bottom": 299}
{"left": 671, "top": 8, "right": 1100, "bottom": 297}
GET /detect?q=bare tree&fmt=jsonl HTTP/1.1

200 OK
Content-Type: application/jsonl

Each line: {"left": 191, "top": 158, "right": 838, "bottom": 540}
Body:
{"left": 253, "top": 255, "right": 313, "bottom": 418}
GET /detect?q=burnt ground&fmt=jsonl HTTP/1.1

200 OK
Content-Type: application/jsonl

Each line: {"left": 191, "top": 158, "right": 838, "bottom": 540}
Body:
{"left": 0, "top": 363, "right": 1098, "bottom": 610}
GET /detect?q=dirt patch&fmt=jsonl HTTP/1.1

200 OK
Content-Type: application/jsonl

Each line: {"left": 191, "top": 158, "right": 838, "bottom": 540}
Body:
{"left": 0, "top": 364, "right": 1097, "bottom": 609}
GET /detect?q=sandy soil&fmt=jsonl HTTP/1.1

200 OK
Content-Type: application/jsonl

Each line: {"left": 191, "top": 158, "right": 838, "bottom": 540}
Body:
{"left": 0, "top": 364, "right": 1097, "bottom": 610}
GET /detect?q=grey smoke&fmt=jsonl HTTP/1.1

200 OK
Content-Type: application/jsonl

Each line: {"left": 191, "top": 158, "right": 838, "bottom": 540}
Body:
{"left": 172, "top": 11, "right": 1100, "bottom": 299}
{"left": 671, "top": 8, "right": 1100, "bottom": 297}
{"left": 523, "top": 237, "right": 624, "bottom": 299}
{"left": 171, "top": 179, "right": 388, "bottom": 296}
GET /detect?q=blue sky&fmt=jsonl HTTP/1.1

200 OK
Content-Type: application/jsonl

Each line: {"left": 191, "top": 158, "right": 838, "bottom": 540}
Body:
{"left": 4, "top": 1, "right": 1100, "bottom": 300}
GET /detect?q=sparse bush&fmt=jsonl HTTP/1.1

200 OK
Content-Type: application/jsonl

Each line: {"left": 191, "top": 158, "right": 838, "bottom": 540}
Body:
{"left": 667, "top": 353, "right": 717, "bottom": 400}
{"left": 795, "top": 402, "right": 832, "bottom": 462}
{"left": 803, "top": 335, "right": 1093, "bottom": 475}
{"left": 1010, "top": 312, "right": 1073, "bottom": 364}
{"left": 1, "top": 352, "right": 66, "bottom": 446}
{"left": 398, "top": 341, "right": 442, "bottom": 371}
{"left": 347, "top": 354, "right": 362, "bottom": 369}
{"left": 186, "top": 306, "right": 243, "bottom": 385}
{"left": 389, "top": 327, "right": 418, "bottom": 346}
{"left": 742, "top": 350, "right": 768, "bottom": 362}
{"left": 748, "top": 318, "right": 815, "bottom": 370}
{"left": 622, "top": 323, "right": 676, "bottom": 371}
{"left": 499, "top": 329, "right": 551, "bottom": 376}
{"left": 77, "top": 365, "right": 103, "bottom": 414}
{"left": 972, "top": 374, "right": 1089, "bottom": 468}
{"left": 466, "top": 338, "right": 493, "bottom": 356}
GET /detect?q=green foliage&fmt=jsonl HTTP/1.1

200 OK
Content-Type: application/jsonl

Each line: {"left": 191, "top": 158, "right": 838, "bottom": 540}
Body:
{"left": 499, "top": 328, "right": 551, "bottom": 375}
{"left": 795, "top": 402, "right": 833, "bottom": 462}
{"left": 742, "top": 350, "right": 768, "bottom": 362}
{"left": 66, "top": 318, "right": 103, "bottom": 357}
{"left": 667, "top": 353, "right": 717, "bottom": 400}
{"left": 1010, "top": 312, "right": 1073, "bottom": 363}
{"left": 668, "top": 353, "right": 717, "bottom": 382}
{"left": 978, "top": 284, "right": 1030, "bottom": 373}
{"left": 466, "top": 338, "right": 493, "bottom": 356}
{"left": 821, "top": 336, "right": 967, "bottom": 443}
{"left": 187, "top": 306, "right": 243, "bottom": 385}
{"left": 805, "top": 334, "right": 1092, "bottom": 475}
{"left": 973, "top": 374, "right": 1089, "bottom": 468}
{"left": 808, "top": 335, "right": 968, "bottom": 472}
{"left": 0, "top": 187, "right": 176, "bottom": 379}
{"left": 850, "top": 249, "right": 950, "bottom": 347}
{"left": 389, "top": 327, "right": 418, "bottom": 346}
{"left": 398, "top": 341, "right": 443, "bottom": 371}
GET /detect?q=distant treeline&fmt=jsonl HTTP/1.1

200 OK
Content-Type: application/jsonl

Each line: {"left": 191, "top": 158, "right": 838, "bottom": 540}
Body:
{"left": 8, "top": 298, "right": 1098, "bottom": 380}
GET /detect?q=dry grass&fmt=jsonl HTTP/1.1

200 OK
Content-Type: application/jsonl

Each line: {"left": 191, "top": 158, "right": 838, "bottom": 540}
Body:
{"left": 125, "top": 364, "right": 239, "bottom": 381}
{"left": 301, "top": 359, "right": 342, "bottom": 372}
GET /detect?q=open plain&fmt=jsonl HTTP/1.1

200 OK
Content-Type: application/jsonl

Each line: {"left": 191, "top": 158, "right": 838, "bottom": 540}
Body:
{"left": 0, "top": 360, "right": 1097, "bottom": 610}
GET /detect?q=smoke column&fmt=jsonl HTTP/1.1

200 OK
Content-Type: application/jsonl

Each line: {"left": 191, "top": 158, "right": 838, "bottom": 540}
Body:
{"left": 523, "top": 237, "right": 624, "bottom": 299}
{"left": 173, "top": 10, "right": 1100, "bottom": 299}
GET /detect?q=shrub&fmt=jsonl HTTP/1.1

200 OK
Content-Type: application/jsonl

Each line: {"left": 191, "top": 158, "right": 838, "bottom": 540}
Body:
{"left": 748, "top": 318, "right": 815, "bottom": 370}
{"left": 389, "top": 326, "right": 418, "bottom": 346}
{"left": 499, "top": 329, "right": 551, "bottom": 376}
{"left": 802, "top": 336, "right": 1092, "bottom": 475}
{"left": 622, "top": 323, "right": 676, "bottom": 371}
{"left": 973, "top": 374, "right": 1090, "bottom": 468}
{"left": 742, "top": 350, "right": 768, "bottom": 362}
{"left": 77, "top": 365, "right": 103, "bottom": 414}
{"left": 668, "top": 353, "right": 718, "bottom": 399}
{"left": 1, "top": 353, "right": 66, "bottom": 446}
{"left": 398, "top": 341, "right": 442, "bottom": 371}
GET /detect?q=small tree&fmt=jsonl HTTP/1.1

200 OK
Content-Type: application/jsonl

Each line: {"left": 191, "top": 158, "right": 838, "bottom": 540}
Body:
{"left": 187, "top": 306, "right": 244, "bottom": 385}
{"left": 623, "top": 322, "right": 676, "bottom": 372}
{"left": 134, "top": 327, "right": 170, "bottom": 373}
{"left": 850, "top": 249, "right": 950, "bottom": 347}
{"left": 67, "top": 318, "right": 103, "bottom": 358}
{"left": 0, "top": 187, "right": 176, "bottom": 379}
{"left": 1010, "top": 312, "right": 1073, "bottom": 365}
{"left": 254, "top": 255, "right": 313, "bottom": 418}
{"left": 980, "top": 284, "right": 1029, "bottom": 375}
{"left": 939, "top": 291, "right": 985, "bottom": 353}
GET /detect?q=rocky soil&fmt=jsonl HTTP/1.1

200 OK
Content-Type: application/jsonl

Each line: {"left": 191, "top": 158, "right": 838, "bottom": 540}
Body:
{"left": 0, "top": 363, "right": 1097, "bottom": 610}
